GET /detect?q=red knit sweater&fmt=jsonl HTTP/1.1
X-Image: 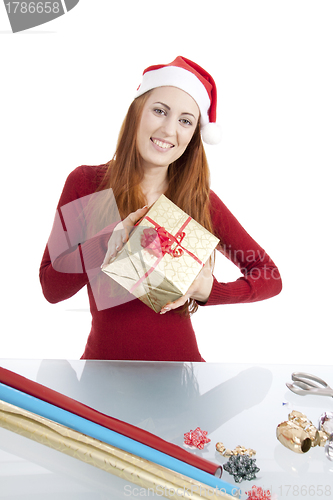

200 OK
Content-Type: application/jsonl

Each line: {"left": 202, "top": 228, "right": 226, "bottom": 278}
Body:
{"left": 39, "top": 165, "right": 282, "bottom": 361}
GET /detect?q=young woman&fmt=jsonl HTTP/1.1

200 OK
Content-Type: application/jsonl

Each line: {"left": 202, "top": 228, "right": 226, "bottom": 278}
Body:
{"left": 40, "top": 56, "right": 282, "bottom": 361}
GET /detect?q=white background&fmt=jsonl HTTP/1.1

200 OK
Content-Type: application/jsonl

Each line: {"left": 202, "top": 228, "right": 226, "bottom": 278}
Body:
{"left": 0, "top": 1, "right": 332, "bottom": 363}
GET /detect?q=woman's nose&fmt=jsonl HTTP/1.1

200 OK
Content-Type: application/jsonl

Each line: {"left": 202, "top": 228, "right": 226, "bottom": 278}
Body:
{"left": 160, "top": 116, "right": 177, "bottom": 137}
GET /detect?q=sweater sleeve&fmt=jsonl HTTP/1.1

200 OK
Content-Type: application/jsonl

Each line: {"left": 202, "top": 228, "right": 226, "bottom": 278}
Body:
{"left": 39, "top": 166, "right": 119, "bottom": 304}
{"left": 202, "top": 191, "right": 282, "bottom": 306}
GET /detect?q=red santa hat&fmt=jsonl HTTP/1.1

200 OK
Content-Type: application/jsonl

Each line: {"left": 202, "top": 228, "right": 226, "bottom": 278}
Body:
{"left": 136, "top": 56, "right": 222, "bottom": 145}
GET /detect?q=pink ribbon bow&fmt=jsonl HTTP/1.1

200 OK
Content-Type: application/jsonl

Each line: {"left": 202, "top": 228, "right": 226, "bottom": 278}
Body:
{"left": 129, "top": 215, "right": 203, "bottom": 295}
{"left": 140, "top": 225, "right": 185, "bottom": 258}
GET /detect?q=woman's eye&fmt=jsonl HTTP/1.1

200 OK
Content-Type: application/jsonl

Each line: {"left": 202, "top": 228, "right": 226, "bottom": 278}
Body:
{"left": 180, "top": 118, "right": 192, "bottom": 126}
{"left": 154, "top": 108, "right": 166, "bottom": 115}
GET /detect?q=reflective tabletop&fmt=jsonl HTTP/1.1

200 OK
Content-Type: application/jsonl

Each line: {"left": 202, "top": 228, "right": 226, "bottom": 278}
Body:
{"left": 0, "top": 360, "right": 332, "bottom": 499}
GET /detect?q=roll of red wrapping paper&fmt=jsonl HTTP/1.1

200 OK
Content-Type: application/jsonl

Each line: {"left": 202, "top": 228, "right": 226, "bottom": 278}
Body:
{"left": 0, "top": 366, "right": 222, "bottom": 477}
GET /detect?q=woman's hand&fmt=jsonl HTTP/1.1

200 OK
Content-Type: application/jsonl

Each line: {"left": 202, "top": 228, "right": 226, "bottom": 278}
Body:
{"left": 160, "top": 260, "right": 214, "bottom": 314}
{"left": 101, "top": 206, "right": 148, "bottom": 268}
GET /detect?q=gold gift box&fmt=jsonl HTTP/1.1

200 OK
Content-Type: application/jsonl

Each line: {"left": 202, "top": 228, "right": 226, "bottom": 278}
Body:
{"left": 102, "top": 195, "right": 219, "bottom": 313}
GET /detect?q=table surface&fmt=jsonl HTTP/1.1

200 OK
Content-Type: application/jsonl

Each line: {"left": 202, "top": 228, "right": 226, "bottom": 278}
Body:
{"left": 0, "top": 359, "right": 332, "bottom": 500}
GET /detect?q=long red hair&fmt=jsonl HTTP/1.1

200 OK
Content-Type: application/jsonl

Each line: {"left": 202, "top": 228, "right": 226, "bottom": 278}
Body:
{"left": 97, "top": 90, "right": 215, "bottom": 315}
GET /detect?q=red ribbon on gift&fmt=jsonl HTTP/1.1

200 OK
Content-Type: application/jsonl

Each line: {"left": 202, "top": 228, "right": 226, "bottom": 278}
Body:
{"left": 140, "top": 223, "right": 186, "bottom": 259}
{"left": 129, "top": 215, "right": 203, "bottom": 295}
{"left": 142, "top": 215, "right": 201, "bottom": 262}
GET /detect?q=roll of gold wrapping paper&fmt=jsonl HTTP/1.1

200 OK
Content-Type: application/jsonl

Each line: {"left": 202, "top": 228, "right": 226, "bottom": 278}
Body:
{"left": 0, "top": 400, "right": 238, "bottom": 500}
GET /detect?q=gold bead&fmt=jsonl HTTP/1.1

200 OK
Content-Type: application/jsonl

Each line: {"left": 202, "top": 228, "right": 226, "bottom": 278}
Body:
{"left": 216, "top": 442, "right": 226, "bottom": 454}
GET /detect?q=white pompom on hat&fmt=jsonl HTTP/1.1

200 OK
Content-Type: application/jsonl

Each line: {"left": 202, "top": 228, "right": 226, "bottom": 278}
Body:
{"left": 136, "top": 56, "right": 222, "bottom": 145}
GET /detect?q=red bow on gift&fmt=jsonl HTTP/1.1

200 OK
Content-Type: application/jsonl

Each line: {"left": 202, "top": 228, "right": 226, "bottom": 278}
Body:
{"left": 141, "top": 226, "right": 185, "bottom": 258}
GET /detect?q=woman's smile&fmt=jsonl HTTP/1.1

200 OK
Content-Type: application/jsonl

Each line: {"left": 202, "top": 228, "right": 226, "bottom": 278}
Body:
{"left": 150, "top": 137, "right": 175, "bottom": 151}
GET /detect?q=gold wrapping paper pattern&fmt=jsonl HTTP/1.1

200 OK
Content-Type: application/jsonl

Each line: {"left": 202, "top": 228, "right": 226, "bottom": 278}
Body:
{"left": 0, "top": 400, "right": 237, "bottom": 500}
{"left": 102, "top": 195, "right": 219, "bottom": 312}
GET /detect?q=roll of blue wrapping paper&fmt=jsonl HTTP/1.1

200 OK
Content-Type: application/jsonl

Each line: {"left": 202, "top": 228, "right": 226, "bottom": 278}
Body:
{"left": 0, "top": 366, "right": 221, "bottom": 477}
{"left": 0, "top": 383, "right": 238, "bottom": 497}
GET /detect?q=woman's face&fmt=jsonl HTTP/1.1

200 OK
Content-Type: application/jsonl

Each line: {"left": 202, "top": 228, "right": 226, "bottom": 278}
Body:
{"left": 136, "top": 86, "right": 200, "bottom": 170}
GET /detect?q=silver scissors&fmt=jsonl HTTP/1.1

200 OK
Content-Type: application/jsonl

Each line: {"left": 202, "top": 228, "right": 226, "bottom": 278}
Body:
{"left": 286, "top": 372, "right": 333, "bottom": 397}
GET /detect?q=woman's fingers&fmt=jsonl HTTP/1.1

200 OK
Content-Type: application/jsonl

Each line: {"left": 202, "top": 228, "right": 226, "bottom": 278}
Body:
{"left": 124, "top": 205, "right": 148, "bottom": 228}
{"left": 160, "top": 259, "right": 214, "bottom": 313}
{"left": 101, "top": 226, "right": 127, "bottom": 268}
{"left": 160, "top": 294, "right": 190, "bottom": 314}
{"left": 101, "top": 205, "right": 149, "bottom": 269}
